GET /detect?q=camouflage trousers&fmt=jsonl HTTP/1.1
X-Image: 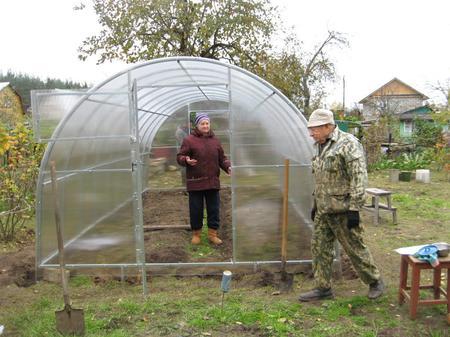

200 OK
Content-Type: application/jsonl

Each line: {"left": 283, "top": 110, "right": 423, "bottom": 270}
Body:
{"left": 312, "top": 213, "right": 381, "bottom": 289}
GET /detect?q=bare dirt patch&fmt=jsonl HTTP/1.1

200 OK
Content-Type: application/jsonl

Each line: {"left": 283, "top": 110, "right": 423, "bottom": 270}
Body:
{"left": 0, "top": 229, "right": 35, "bottom": 287}
{"left": 142, "top": 187, "right": 233, "bottom": 263}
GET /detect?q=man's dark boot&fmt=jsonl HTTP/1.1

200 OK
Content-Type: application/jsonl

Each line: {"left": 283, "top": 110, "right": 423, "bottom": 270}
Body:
{"left": 368, "top": 279, "right": 385, "bottom": 299}
{"left": 298, "top": 288, "right": 334, "bottom": 302}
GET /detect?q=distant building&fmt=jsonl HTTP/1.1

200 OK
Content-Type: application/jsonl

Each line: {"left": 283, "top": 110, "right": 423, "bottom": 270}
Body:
{"left": 0, "top": 82, "right": 25, "bottom": 125}
{"left": 359, "top": 78, "right": 429, "bottom": 121}
{"left": 359, "top": 78, "right": 433, "bottom": 139}
{"left": 398, "top": 105, "right": 434, "bottom": 137}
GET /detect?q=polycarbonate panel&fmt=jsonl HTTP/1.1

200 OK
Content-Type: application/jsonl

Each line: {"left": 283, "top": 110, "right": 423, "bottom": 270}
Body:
{"left": 57, "top": 94, "right": 129, "bottom": 139}
{"left": 33, "top": 57, "right": 315, "bottom": 270}
{"left": 288, "top": 164, "right": 315, "bottom": 228}
{"left": 230, "top": 69, "right": 313, "bottom": 166}
{"left": 38, "top": 170, "right": 135, "bottom": 265}
{"left": 32, "top": 90, "right": 86, "bottom": 141}
{"left": 44, "top": 138, "right": 132, "bottom": 172}
{"left": 233, "top": 166, "right": 312, "bottom": 261}
{"left": 232, "top": 120, "right": 280, "bottom": 166}
{"left": 32, "top": 90, "right": 130, "bottom": 141}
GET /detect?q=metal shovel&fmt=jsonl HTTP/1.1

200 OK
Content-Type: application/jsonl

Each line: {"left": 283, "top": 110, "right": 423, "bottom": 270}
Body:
{"left": 279, "top": 159, "right": 294, "bottom": 292}
{"left": 50, "top": 161, "right": 85, "bottom": 336}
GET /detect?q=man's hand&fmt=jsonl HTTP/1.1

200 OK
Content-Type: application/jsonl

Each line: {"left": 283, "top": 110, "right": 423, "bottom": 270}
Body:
{"left": 185, "top": 156, "right": 198, "bottom": 166}
{"left": 347, "top": 211, "right": 360, "bottom": 229}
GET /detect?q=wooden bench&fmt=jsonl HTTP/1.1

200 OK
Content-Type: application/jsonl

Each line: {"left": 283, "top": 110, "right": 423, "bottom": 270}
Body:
{"left": 362, "top": 188, "right": 397, "bottom": 225}
{"left": 399, "top": 255, "right": 450, "bottom": 323}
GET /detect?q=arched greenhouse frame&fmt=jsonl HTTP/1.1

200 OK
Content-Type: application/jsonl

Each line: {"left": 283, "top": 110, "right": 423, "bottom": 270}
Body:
{"left": 32, "top": 57, "right": 317, "bottom": 293}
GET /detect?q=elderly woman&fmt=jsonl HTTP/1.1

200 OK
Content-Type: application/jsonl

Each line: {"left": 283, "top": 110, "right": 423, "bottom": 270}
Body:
{"left": 176, "top": 113, "right": 231, "bottom": 245}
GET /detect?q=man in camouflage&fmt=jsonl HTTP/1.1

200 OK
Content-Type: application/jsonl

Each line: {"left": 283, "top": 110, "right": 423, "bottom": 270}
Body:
{"left": 299, "top": 109, "right": 385, "bottom": 302}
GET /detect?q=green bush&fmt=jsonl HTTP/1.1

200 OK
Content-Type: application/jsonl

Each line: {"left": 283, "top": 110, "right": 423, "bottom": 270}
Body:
{"left": 412, "top": 119, "right": 443, "bottom": 147}
{"left": 0, "top": 122, "right": 44, "bottom": 242}
{"left": 370, "top": 152, "right": 432, "bottom": 171}
{"left": 398, "top": 152, "right": 432, "bottom": 170}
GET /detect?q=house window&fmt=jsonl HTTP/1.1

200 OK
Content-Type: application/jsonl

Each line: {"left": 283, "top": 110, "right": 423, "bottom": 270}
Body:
{"left": 376, "top": 100, "right": 385, "bottom": 109}
{"left": 404, "top": 121, "right": 413, "bottom": 135}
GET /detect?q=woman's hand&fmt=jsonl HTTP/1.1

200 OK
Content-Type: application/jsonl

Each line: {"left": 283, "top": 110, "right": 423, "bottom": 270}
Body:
{"left": 185, "top": 156, "right": 198, "bottom": 166}
{"left": 227, "top": 167, "right": 232, "bottom": 176}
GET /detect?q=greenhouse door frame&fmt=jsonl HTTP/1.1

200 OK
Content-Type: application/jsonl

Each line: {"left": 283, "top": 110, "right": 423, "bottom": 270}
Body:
{"left": 129, "top": 78, "right": 148, "bottom": 295}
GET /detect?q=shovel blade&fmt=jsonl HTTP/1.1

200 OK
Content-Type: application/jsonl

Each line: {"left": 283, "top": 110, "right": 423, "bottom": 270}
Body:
{"left": 279, "top": 271, "right": 294, "bottom": 293}
{"left": 56, "top": 305, "right": 85, "bottom": 336}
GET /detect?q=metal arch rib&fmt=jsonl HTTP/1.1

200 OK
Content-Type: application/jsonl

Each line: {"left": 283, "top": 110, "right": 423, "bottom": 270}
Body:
{"left": 176, "top": 60, "right": 211, "bottom": 101}
{"left": 248, "top": 91, "right": 277, "bottom": 114}
{"left": 85, "top": 97, "right": 174, "bottom": 119}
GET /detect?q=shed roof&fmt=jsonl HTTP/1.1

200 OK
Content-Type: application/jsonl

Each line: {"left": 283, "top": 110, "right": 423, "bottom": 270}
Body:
{"left": 0, "top": 82, "right": 10, "bottom": 91}
{"left": 399, "top": 106, "right": 433, "bottom": 120}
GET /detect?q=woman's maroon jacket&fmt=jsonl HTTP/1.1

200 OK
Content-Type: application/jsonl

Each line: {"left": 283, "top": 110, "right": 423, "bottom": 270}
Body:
{"left": 177, "top": 129, "right": 231, "bottom": 191}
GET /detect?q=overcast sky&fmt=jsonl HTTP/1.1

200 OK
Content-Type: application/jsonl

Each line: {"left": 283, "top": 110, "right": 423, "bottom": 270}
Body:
{"left": 0, "top": 0, "right": 449, "bottom": 107}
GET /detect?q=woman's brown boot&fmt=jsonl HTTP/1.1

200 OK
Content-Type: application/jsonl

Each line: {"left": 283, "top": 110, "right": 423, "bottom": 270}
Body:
{"left": 191, "top": 230, "right": 201, "bottom": 245}
{"left": 207, "top": 228, "right": 222, "bottom": 245}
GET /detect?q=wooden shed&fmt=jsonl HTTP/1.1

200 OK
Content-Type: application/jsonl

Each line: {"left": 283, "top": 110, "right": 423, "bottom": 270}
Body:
{"left": 0, "top": 82, "right": 25, "bottom": 125}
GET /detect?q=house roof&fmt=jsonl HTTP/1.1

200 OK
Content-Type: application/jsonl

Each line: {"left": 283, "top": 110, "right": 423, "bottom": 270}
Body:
{"left": 0, "top": 82, "right": 10, "bottom": 91}
{"left": 399, "top": 106, "right": 433, "bottom": 120}
{"left": 359, "top": 78, "right": 429, "bottom": 103}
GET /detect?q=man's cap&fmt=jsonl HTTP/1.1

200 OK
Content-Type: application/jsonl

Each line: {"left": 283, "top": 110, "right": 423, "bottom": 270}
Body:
{"left": 194, "top": 112, "right": 210, "bottom": 126}
{"left": 307, "top": 109, "right": 335, "bottom": 127}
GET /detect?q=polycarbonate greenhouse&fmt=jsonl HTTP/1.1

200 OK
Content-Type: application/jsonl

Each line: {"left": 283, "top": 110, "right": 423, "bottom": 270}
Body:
{"left": 32, "top": 57, "right": 317, "bottom": 292}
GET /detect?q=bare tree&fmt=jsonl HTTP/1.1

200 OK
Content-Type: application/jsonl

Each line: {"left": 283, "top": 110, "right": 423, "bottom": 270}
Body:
{"left": 429, "top": 79, "right": 450, "bottom": 109}
{"left": 299, "top": 31, "right": 348, "bottom": 115}
{"left": 250, "top": 30, "right": 348, "bottom": 116}
{"left": 363, "top": 88, "right": 405, "bottom": 142}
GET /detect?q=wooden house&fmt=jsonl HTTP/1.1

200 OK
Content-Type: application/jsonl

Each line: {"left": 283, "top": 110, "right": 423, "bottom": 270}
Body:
{"left": 359, "top": 78, "right": 429, "bottom": 120}
{"left": 0, "top": 82, "right": 25, "bottom": 125}
{"left": 359, "top": 78, "right": 432, "bottom": 138}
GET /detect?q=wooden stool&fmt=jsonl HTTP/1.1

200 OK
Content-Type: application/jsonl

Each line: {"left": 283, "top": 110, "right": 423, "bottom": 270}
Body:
{"left": 398, "top": 255, "right": 450, "bottom": 323}
{"left": 363, "top": 188, "right": 397, "bottom": 225}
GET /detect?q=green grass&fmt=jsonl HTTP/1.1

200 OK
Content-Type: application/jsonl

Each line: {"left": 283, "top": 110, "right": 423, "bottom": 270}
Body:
{"left": 70, "top": 274, "right": 92, "bottom": 287}
{"left": 3, "top": 279, "right": 449, "bottom": 337}
{"left": 393, "top": 193, "right": 450, "bottom": 221}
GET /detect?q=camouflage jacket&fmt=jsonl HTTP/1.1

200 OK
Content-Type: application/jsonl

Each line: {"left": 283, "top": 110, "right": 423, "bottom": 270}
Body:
{"left": 311, "top": 127, "right": 367, "bottom": 214}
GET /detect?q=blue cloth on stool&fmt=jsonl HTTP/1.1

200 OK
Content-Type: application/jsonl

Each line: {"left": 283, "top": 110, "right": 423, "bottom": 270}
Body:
{"left": 414, "top": 245, "right": 439, "bottom": 267}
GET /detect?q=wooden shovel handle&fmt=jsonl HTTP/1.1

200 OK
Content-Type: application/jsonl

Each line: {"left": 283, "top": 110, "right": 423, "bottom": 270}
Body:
{"left": 50, "top": 161, "right": 70, "bottom": 307}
